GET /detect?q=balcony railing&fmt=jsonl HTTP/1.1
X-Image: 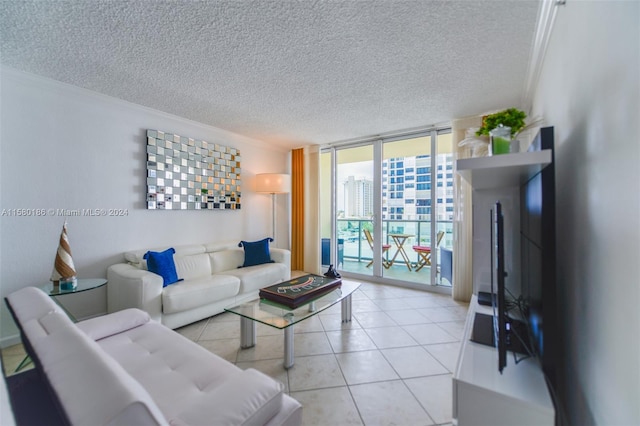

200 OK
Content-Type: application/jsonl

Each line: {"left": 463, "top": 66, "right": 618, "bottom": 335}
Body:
{"left": 327, "top": 219, "right": 453, "bottom": 286}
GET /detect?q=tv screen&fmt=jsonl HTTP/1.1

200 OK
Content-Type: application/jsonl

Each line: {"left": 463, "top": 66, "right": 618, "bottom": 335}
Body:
{"left": 472, "top": 201, "right": 516, "bottom": 374}
{"left": 494, "top": 201, "right": 507, "bottom": 373}
{"left": 520, "top": 126, "right": 557, "bottom": 389}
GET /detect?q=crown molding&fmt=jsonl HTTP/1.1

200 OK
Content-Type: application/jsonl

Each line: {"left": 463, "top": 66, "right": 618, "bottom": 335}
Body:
{"left": 522, "top": 0, "right": 566, "bottom": 113}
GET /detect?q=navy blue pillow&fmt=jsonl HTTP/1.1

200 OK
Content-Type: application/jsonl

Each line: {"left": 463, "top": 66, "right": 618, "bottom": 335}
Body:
{"left": 143, "top": 248, "right": 182, "bottom": 287}
{"left": 238, "top": 238, "right": 275, "bottom": 267}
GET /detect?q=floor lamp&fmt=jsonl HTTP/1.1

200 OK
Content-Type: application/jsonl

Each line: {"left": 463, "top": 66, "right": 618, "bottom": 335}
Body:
{"left": 255, "top": 173, "right": 291, "bottom": 242}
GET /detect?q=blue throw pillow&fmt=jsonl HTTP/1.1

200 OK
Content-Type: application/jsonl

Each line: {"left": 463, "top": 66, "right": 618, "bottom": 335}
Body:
{"left": 143, "top": 248, "right": 182, "bottom": 287}
{"left": 238, "top": 238, "right": 275, "bottom": 267}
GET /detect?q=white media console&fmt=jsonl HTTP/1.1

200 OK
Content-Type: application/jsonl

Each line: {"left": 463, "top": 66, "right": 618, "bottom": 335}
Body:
{"left": 453, "top": 295, "right": 554, "bottom": 425}
{"left": 453, "top": 151, "right": 555, "bottom": 425}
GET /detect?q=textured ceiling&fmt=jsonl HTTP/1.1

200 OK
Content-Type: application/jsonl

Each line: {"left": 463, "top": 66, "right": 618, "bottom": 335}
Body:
{"left": 0, "top": 1, "right": 540, "bottom": 150}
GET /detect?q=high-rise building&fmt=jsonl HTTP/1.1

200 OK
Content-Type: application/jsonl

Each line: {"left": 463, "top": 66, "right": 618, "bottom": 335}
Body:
{"left": 339, "top": 153, "right": 454, "bottom": 232}
{"left": 382, "top": 154, "right": 454, "bottom": 222}
{"left": 344, "top": 176, "right": 373, "bottom": 218}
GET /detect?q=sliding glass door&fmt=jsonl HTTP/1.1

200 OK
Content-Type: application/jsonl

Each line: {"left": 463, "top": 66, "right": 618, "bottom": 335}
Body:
{"left": 320, "top": 128, "right": 453, "bottom": 288}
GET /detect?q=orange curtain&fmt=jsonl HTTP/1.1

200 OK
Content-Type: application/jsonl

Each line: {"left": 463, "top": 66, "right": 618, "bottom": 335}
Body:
{"left": 291, "top": 148, "right": 305, "bottom": 270}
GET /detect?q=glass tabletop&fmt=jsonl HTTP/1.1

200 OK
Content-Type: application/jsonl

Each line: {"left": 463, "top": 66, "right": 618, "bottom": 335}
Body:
{"left": 41, "top": 278, "right": 107, "bottom": 296}
{"left": 225, "top": 280, "right": 360, "bottom": 329}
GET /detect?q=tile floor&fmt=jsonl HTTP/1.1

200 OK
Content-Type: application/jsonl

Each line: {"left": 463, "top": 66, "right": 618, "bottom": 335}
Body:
{"left": 1, "top": 277, "right": 468, "bottom": 426}
{"left": 177, "top": 277, "right": 467, "bottom": 426}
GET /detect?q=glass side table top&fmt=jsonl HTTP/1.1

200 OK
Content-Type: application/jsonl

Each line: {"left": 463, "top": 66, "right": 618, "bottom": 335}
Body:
{"left": 225, "top": 280, "right": 360, "bottom": 329}
{"left": 41, "top": 278, "right": 107, "bottom": 296}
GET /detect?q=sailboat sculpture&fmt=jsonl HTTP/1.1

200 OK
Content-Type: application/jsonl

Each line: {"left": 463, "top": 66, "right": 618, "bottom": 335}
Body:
{"left": 50, "top": 221, "right": 77, "bottom": 290}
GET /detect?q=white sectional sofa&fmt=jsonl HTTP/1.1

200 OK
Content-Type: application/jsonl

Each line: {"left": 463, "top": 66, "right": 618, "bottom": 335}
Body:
{"left": 4, "top": 287, "right": 302, "bottom": 426}
{"left": 107, "top": 242, "right": 291, "bottom": 329}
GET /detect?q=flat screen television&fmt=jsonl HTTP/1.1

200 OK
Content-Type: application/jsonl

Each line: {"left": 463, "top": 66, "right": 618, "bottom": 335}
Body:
{"left": 520, "top": 126, "right": 557, "bottom": 390}
{"left": 494, "top": 201, "right": 507, "bottom": 373}
{"left": 472, "top": 201, "right": 524, "bottom": 373}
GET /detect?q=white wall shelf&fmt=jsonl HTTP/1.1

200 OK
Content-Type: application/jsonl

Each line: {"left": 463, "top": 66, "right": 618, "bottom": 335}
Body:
{"left": 456, "top": 150, "right": 551, "bottom": 190}
{"left": 453, "top": 147, "right": 555, "bottom": 425}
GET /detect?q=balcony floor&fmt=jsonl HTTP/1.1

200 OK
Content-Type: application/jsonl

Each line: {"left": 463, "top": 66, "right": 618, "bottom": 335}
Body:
{"left": 332, "top": 259, "right": 452, "bottom": 288}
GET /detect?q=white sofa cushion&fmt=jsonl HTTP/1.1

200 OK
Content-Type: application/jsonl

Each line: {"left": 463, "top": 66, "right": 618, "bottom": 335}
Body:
{"left": 124, "top": 244, "right": 207, "bottom": 269}
{"left": 174, "top": 253, "right": 212, "bottom": 280}
{"left": 222, "top": 263, "right": 289, "bottom": 293}
{"left": 77, "top": 308, "right": 151, "bottom": 340}
{"left": 162, "top": 275, "right": 240, "bottom": 314}
{"left": 92, "top": 320, "right": 284, "bottom": 423}
{"left": 170, "top": 368, "right": 283, "bottom": 426}
{"left": 203, "top": 241, "right": 239, "bottom": 253}
{"left": 209, "top": 248, "right": 244, "bottom": 273}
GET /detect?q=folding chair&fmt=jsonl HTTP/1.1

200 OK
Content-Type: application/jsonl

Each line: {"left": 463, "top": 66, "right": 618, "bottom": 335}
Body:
{"left": 363, "top": 229, "right": 391, "bottom": 269}
{"left": 412, "top": 231, "right": 444, "bottom": 272}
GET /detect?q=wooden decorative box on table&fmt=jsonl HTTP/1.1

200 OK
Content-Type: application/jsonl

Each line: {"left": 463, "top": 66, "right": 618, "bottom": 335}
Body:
{"left": 259, "top": 274, "right": 342, "bottom": 309}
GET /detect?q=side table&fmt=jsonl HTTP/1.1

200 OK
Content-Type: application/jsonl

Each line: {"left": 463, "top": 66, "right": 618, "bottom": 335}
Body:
{"left": 13, "top": 278, "right": 107, "bottom": 372}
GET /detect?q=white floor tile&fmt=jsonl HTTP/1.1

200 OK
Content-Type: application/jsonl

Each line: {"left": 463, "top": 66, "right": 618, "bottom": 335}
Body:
{"left": 364, "top": 326, "right": 418, "bottom": 349}
{"left": 326, "top": 328, "right": 377, "bottom": 353}
{"left": 175, "top": 318, "right": 209, "bottom": 340}
{"left": 292, "top": 332, "right": 333, "bottom": 357}
{"left": 435, "top": 320, "right": 466, "bottom": 340}
{"left": 335, "top": 350, "right": 399, "bottom": 385}
{"left": 385, "top": 309, "right": 431, "bottom": 325}
{"left": 293, "top": 315, "right": 324, "bottom": 333}
{"left": 319, "top": 313, "right": 362, "bottom": 331}
{"left": 405, "top": 296, "right": 444, "bottom": 309}
{"left": 199, "top": 320, "right": 242, "bottom": 340}
{"left": 353, "top": 311, "right": 397, "bottom": 328}
{"left": 352, "top": 299, "right": 382, "bottom": 313}
{"left": 381, "top": 346, "right": 448, "bottom": 378}
{"left": 290, "top": 386, "right": 363, "bottom": 426}
{"left": 416, "top": 307, "right": 465, "bottom": 323}
{"left": 288, "top": 354, "right": 346, "bottom": 392}
{"left": 405, "top": 374, "right": 454, "bottom": 424}
{"left": 402, "top": 323, "right": 458, "bottom": 345}
{"left": 235, "top": 334, "right": 284, "bottom": 362}
{"left": 350, "top": 380, "right": 434, "bottom": 425}
{"left": 423, "top": 342, "right": 461, "bottom": 373}
{"left": 372, "top": 297, "right": 412, "bottom": 311}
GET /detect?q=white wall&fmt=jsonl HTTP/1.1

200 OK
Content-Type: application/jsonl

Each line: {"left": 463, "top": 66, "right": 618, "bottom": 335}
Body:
{"left": 0, "top": 68, "right": 291, "bottom": 342}
{"left": 532, "top": 2, "right": 639, "bottom": 425}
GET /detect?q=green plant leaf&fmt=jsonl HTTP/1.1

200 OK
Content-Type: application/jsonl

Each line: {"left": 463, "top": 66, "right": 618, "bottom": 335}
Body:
{"left": 476, "top": 108, "right": 527, "bottom": 137}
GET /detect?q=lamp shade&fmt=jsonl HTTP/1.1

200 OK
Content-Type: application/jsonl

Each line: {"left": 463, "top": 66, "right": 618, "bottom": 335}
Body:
{"left": 255, "top": 173, "right": 291, "bottom": 194}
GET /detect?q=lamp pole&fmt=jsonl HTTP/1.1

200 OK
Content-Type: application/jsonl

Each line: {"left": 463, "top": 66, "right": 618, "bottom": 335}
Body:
{"left": 271, "top": 192, "right": 277, "bottom": 241}
{"left": 255, "top": 173, "right": 291, "bottom": 244}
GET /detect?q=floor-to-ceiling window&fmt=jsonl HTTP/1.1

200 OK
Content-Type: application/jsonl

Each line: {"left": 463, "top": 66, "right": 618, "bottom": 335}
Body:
{"left": 320, "top": 127, "right": 453, "bottom": 289}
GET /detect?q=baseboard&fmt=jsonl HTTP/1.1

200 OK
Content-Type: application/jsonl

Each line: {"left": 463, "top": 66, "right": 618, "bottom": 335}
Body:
{"left": 0, "top": 334, "right": 21, "bottom": 349}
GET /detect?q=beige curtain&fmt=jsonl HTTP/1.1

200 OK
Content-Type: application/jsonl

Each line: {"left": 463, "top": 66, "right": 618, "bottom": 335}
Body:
{"left": 291, "top": 146, "right": 321, "bottom": 274}
{"left": 303, "top": 145, "right": 321, "bottom": 274}
{"left": 452, "top": 116, "right": 482, "bottom": 302}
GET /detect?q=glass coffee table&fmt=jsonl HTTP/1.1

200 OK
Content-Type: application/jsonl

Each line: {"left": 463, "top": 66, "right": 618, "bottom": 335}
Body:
{"left": 225, "top": 279, "right": 360, "bottom": 369}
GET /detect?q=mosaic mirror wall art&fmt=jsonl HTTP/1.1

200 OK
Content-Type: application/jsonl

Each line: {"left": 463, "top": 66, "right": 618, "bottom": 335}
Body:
{"left": 146, "top": 130, "right": 241, "bottom": 210}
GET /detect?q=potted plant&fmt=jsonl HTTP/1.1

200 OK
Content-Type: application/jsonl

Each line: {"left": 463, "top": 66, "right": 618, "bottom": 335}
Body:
{"left": 476, "top": 108, "right": 527, "bottom": 138}
{"left": 476, "top": 108, "right": 527, "bottom": 155}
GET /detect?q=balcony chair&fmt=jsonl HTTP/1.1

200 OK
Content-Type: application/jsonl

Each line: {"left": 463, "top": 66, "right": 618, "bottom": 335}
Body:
{"left": 412, "top": 231, "right": 444, "bottom": 272}
{"left": 439, "top": 246, "right": 453, "bottom": 285}
{"left": 363, "top": 229, "right": 391, "bottom": 269}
